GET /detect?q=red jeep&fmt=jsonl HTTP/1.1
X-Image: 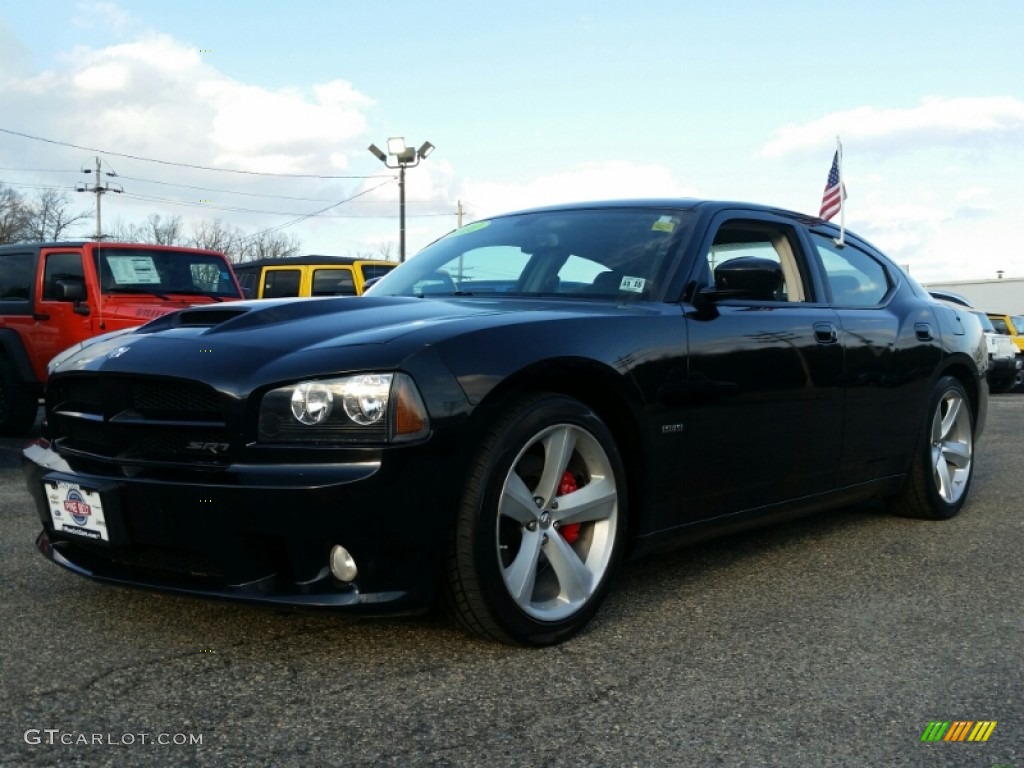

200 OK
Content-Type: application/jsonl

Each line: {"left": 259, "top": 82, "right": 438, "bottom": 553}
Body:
{"left": 0, "top": 241, "right": 243, "bottom": 434}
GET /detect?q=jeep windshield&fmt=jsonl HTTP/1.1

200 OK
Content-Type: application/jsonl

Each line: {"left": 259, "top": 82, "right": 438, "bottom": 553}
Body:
{"left": 93, "top": 248, "right": 241, "bottom": 299}
{"left": 367, "top": 208, "right": 696, "bottom": 301}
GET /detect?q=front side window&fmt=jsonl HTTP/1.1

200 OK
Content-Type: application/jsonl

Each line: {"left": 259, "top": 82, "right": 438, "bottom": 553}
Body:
{"left": 360, "top": 264, "right": 396, "bottom": 281}
{"left": 43, "top": 252, "right": 85, "bottom": 300}
{"left": 370, "top": 209, "right": 695, "bottom": 301}
{"left": 696, "top": 221, "right": 810, "bottom": 302}
{"left": 812, "top": 235, "right": 890, "bottom": 307}
{"left": 312, "top": 268, "right": 356, "bottom": 296}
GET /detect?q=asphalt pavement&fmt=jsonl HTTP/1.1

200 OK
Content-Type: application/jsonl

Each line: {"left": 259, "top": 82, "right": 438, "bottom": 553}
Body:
{"left": 1, "top": 399, "right": 1021, "bottom": 767}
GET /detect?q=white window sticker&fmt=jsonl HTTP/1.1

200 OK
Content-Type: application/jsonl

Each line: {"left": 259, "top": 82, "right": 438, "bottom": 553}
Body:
{"left": 619, "top": 276, "right": 646, "bottom": 293}
{"left": 107, "top": 255, "right": 161, "bottom": 284}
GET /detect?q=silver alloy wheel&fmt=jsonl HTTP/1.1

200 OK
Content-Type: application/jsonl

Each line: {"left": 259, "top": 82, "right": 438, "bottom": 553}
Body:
{"left": 931, "top": 388, "right": 973, "bottom": 504}
{"left": 496, "top": 423, "right": 619, "bottom": 621}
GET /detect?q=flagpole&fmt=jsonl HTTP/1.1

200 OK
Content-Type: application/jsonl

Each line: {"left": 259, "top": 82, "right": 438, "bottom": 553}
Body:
{"left": 835, "top": 135, "right": 845, "bottom": 247}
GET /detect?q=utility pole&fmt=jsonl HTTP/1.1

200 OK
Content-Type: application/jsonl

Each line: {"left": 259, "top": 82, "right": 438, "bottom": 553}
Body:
{"left": 457, "top": 200, "right": 464, "bottom": 228}
{"left": 76, "top": 157, "right": 123, "bottom": 240}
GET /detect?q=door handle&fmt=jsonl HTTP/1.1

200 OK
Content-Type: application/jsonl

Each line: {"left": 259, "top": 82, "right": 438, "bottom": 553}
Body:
{"left": 33, "top": 313, "right": 50, "bottom": 321}
{"left": 813, "top": 322, "right": 838, "bottom": 344}
{"left": 915, "top": 322, "right": 933, "bottom": 341}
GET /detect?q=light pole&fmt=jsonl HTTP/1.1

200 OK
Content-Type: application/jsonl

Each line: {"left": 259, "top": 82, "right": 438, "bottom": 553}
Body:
{"left": 367, "top": 137, "right": 434, "bottom": 262}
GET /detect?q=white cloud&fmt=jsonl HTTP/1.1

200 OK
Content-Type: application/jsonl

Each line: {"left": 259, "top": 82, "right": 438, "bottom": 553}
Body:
{"left": 761, "top": 96, "right": 1024, "bottom": 158}
{"left": 72, "top": 2, "right": 134, "bottom": 32}
{"left": 460, "top": 161, "right": 696, "bottom": 219}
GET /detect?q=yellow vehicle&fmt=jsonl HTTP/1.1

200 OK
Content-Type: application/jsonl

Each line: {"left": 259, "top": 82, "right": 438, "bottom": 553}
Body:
{"left": 233, "top": 256, "right": 396, "bottom": 299}
{"left": 987, "top": 312, "right": 1024, "bottom": 391}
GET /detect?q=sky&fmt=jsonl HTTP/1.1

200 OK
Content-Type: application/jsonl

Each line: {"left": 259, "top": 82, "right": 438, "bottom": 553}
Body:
{"left": 1, "top": 0, "right": 1022, "bottom": 281}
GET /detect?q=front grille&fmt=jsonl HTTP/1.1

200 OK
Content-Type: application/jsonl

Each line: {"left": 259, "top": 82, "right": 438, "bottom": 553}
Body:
{"left": 48, "top": 374, "right": 232, "bottom": 466}
{"left": 131, "top": 380, "right": 221, "bottom": 414}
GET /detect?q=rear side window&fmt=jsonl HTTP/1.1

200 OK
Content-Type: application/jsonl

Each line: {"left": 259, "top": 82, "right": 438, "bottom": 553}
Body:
{"left": 0, "top": 252, "right": 33, "bottom": 300}
{"left": 43, "top": 252, "right": 86, "bottom": 300}
{"left": 262, "top": 269, "right": 301, "bottom": 298}
{"left": 812, "top": 234, "right": 890, "bottom": 306}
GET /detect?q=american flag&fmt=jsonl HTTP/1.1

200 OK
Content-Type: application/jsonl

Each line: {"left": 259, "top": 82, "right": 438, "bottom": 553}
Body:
{"left": 819, "top": 151, "right": 842, "bottom": 221}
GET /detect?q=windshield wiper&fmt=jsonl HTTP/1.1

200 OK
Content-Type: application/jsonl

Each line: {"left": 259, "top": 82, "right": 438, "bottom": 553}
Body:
{"left": 103, "top": 287, "right": 171, "bottom": 300}
{"left": 163, "top": 289, "right": 225, "bottom": 302}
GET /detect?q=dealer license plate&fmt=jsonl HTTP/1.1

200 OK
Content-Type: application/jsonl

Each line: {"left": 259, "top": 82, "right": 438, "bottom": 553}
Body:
{"left": 44, "top": 480, "right": 109, "bottom": 543}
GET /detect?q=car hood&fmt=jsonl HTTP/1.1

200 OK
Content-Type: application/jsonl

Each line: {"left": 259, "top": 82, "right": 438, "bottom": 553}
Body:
{"left": 50, "top": 295, "right": 648, "bottom": 388}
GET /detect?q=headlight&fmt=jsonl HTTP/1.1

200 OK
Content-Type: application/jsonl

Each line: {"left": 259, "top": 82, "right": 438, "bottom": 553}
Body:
{"left": 259, "top": 372, "right": 429, "bottom": 445}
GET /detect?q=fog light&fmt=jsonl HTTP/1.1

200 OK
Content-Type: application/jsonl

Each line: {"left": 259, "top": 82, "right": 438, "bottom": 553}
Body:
{"left": 330, "top": 545, "right": 358, "bottom": 582}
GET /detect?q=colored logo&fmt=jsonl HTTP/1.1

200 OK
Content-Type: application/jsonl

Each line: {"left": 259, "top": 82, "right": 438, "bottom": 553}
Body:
{"left": 63, "top": 490, "right": 92, "bottom": 526}
{"left": 920, "top": 720, "right": 997, "bottom": 742}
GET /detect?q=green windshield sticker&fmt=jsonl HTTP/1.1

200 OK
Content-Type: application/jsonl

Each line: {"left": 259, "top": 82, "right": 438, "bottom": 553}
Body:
{"left": 449, "top": 221, "right": 491, "bottom": 237}
{"left": 652, "top": 216, "right": 676, "bottom": 233}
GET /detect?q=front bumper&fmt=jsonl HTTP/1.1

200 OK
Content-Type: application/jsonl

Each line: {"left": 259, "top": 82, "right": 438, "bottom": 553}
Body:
{"left": 987, "top": 355, "right": 1022, "bottom": 388}
{"left": 22, "top": 441, "right": 450, "bottom": 613}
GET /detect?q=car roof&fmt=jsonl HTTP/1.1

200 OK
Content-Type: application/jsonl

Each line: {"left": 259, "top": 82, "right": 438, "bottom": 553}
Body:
{"left": 492, "top": 198, "right": 823, "bottom": 223}
{"left": 233, "top": 255, "right": 395, "bottom": 269}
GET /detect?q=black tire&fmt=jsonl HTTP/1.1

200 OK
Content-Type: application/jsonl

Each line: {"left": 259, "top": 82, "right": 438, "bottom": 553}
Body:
{"left": 890, "top": 375, "right": 974, "bottom": 520}
{"left": 0, "top": 356, "right": 38, "bottom": 436}
{"left": 444, "top": 394, "right": 627, "bottom": 646}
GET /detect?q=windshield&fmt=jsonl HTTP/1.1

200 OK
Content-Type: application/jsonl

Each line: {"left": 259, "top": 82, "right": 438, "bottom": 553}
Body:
{"left": 93, "top": 248, "right": 241, "bottom": 299}
{"left": 368, "top": 208, "right": 695, "bottom": 301}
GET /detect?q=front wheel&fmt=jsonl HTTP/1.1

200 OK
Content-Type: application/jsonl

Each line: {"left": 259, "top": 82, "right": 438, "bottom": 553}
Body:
{"left": 445, "top": 394, "right": 627, "bottom": 645}
{"left": 1011, "top": 364, "right": 1024, "bottom": 393}
{"left": 890, "top": 375, "right": 975, "bottom": 520}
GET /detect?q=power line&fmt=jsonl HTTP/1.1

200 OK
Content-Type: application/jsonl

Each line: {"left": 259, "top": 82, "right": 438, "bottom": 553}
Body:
{"left": 0, "top": 166, "right": 81, "bottom": 173}
{"left": 242, "top": 179, "right": 394, "bottom": 240}
{"left": 0, "top": 126, "right": 384, "bottom": 179}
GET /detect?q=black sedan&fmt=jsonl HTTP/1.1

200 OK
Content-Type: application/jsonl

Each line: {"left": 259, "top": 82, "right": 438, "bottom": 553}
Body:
{"left": 22, "top": 200, "right": 987, "bottom": 646}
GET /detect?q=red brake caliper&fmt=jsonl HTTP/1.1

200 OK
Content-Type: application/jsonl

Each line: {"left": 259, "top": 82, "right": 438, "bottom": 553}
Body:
{"left": 557, "top": 471, "right": 582, "bottom": 544}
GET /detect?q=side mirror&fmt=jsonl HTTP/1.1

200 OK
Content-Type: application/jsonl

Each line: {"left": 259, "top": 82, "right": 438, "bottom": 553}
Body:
{"left": 55, "top": 278, "right": 85, "bottom": 302}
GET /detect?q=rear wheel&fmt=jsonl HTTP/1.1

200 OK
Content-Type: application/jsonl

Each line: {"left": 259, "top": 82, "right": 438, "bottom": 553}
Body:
{"left": 0, "top": 356, "right": 38, "bottom": 436}
{"left": 445, "top": 394, "right": 627, "bottom": 645}
{"left": 891, "top": 375, "right": 974, "bottom": 519}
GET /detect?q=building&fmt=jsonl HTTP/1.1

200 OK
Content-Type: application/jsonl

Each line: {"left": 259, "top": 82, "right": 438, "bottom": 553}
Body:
{"left": 920, "top": 277, "right": 1024, "bottom": 313}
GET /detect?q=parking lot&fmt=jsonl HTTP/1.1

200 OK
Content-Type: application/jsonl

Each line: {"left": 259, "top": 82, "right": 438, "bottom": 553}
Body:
{"left": 1, "top": 398, "right": 1022, "bottom": 768}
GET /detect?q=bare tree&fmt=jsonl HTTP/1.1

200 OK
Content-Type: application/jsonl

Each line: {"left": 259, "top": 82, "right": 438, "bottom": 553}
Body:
{"left": 189, "top": 218, "right": 242, "bottom": 255}
{"left": 235, "top": 231, "right": 301, "bottom": 263}
{"left": 24, "top": 188, "right": 91, "bottom": 241}
{"left": 346, "top": 241, "right": 398, "bottom": 262}
{"left": 143, "top": 214, "right": 185, "bottom": 245}
{"left": 94, "top": 212, "right": 302, "bottom": 261}
{"left": 0, "top": 185, "right": 29, "bottom": 244}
